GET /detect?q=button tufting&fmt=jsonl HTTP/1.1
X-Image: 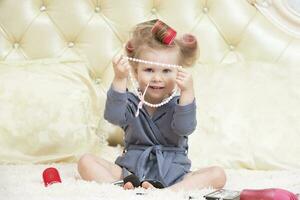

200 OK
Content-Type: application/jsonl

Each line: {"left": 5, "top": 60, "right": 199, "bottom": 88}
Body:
{"left": 68, "top": 42, "right": 74, "bottom": 48}
{"left": 40, "top": 5, "right": 46, "bottom": 12}
{"left": 95, "top": 6, "right": 100, "bottom": 13}
{"left": 151, "top": 8, "right": 157, "bottom": 14}
{"left": 94, "top": 79, "right": 101, "bottom": 85}
{"left": 203, "top": 7, "right": 209, "bottom": 13}
{"left": 229, "top": 45, "right": 235, "bottom": 51}
{"left": 13, "top": 43, "right": 19, "bottom": 49}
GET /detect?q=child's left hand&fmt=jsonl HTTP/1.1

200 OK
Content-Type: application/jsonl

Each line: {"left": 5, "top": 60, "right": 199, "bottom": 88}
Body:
{"left": 175, "top": 67, "right": 194, "bottom": 93}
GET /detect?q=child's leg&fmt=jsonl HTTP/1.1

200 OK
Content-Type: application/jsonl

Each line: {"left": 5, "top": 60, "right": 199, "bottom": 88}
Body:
{"left": 168, "top": 166, "right": 226, "bottom": 191}
{"left": 77, "top": 154, "right": 122, "bottom": 183}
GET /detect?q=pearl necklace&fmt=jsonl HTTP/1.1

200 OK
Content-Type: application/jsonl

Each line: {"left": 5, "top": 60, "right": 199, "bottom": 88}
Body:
{"left": 124, "top": 56, "right": 182, "bottom": 69}
{"left": 124, "top": 56, "right": 181, "bottom": 116}
{"left": 129, "top": 71, "right": 179, "bottom": 108}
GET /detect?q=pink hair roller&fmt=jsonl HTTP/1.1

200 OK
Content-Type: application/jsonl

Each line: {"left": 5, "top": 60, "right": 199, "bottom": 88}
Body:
{"left": 151, "top": 20, "right": 177, "bottom": 45}
{"left": 182, "top": 34, "right": 196, "bottom": 43}
{"left": 126, "top": 40, "right": 134, "bottom": 53}
{"left": 240, "top": 188, "right": 299, "bottom": 200}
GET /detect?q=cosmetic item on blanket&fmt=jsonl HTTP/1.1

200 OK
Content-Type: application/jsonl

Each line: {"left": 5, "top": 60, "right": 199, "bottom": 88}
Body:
{"left": 204, "top": 189, "right": 240, "bottom": 200}
{"left": 204, "top": 188, "right": 298, "bottom": 200}
{"left": 113, "top": 180, "right": 124, "bottom": 186}
{"left": 240, "top": 188, "right": 298, "bottom": 200}
{"left": 42, "top": 167, "right": 62, "bottom": 187}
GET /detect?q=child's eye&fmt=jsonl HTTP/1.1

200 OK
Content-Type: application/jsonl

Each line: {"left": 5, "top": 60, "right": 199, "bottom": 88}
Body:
{"left": 163, "top": 69, "right": 172, "bottom": 73}
{"left": 144, "top": 68, "right": 153, "bottom": 72}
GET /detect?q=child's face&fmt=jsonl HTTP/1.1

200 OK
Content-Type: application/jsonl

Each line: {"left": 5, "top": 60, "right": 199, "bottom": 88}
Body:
{"left": 135, "top": 48, "right": 179, "bottom": 104}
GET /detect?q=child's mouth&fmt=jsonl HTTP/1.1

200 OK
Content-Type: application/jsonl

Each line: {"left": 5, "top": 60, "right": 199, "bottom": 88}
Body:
{"left": 149, "top": 86, "right": 164, "bottom": 90}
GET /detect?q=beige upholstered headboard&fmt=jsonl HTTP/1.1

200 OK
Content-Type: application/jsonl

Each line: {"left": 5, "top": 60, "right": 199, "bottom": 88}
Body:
{"left": 1, "top": 0, "right": 299, "bottom": 72}
{"left": 0, "top": 0, "right": 299, "bottom": 168}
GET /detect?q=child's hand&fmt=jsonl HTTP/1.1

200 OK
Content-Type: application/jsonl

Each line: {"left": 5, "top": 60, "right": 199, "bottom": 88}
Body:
{"left": 112, "top": 55, "right": 130, "bottom": 80}
{"left": 176, "top": 68, "right": 195, "bottom": 105}
{"left": 176, "top": 67, "right": 194, "bottom": 93}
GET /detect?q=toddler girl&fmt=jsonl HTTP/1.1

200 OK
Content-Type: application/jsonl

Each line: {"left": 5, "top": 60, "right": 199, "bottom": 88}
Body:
{"left": 78, "top": 19, "right": 226, "bottom": 191}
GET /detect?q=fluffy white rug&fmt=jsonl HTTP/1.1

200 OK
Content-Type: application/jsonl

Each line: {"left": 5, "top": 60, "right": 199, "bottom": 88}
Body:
{"left": 1, "top": 163, "right": 300, "bottom": 200}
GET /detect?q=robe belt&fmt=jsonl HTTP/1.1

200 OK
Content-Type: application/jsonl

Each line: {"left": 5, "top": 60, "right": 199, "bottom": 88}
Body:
{"left": 126, "top": 145, "right": 187, "bottom": 186}
{"left": 126, "top": 144, "right": 186, "bottom": 153}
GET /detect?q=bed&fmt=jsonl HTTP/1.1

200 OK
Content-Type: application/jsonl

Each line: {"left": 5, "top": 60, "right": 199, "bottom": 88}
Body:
{"left": 0, "top": 0, "right": 299, "bottom": 199}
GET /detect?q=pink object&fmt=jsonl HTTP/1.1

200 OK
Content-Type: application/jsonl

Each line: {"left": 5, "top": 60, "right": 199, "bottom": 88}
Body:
{"left": 126, "top": 40, "right": 134, "bottom": 53}
{"left": 135, "top": 82, "right": 149, "bottom": 117}
{"left": 240, "top": 188, "right": 298, "bottom": 200}
{"left": 42, "top": 167, "right": 62, "bottom": 187}
{"left": 151, "top": 20, "right": 177, "bottom": 45}
{"left": 162, "top": 27, "right": 177, "bottom": 45}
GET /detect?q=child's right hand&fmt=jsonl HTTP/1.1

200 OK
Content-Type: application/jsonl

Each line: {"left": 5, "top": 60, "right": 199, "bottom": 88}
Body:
{"left": 112, "top": 55, "right": 130, "bottom": 80}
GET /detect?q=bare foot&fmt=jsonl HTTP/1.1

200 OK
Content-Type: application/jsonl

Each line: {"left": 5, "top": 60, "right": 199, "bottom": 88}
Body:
{"left": 123, "top": 182, "right": 134, "bottom": 190}
{"left": 141, "top": 181, "right": 154, "bottom": 189}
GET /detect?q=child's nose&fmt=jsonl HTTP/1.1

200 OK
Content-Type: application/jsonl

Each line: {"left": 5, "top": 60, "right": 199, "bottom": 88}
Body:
{"left": 151, "top": 73, "right": 162, "bottom": 82}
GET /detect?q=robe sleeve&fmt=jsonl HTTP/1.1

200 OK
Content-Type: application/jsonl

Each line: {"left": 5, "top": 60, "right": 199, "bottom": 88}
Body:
{"left": 104, "top": 85, "right": 130, "bottom": 127}
{"left": 171, "top": 99, "right": 197, "bottom": 136}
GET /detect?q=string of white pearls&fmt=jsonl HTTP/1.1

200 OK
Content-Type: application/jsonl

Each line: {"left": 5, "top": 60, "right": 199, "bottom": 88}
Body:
{"left": 124, "top": 56, "right": 182, "bottom": 69}
{"left": 125, "top": 56, "right": 180, "bottom": 108}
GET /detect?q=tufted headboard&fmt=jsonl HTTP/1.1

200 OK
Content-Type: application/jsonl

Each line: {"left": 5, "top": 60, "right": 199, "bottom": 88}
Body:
{"left": 1, "top": 0, "right": 300, "bottom": 71}
{"left": 0, "top": 0, "right": 300, "bottom": 168}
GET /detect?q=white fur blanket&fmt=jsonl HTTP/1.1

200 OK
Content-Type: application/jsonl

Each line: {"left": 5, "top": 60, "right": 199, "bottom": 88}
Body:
{"left": 1, "top": 164, "right": 299, "bottom": 200}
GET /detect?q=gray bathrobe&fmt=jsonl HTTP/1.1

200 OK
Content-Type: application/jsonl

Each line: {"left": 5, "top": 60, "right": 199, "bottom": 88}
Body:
{"left": 104, "top": 85, "right": 197, "bottom": 187}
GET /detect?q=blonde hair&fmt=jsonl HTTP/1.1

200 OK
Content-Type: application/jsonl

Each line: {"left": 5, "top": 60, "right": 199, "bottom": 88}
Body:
{"left": 125, "top": 19, "right": 199, "bottom": 68}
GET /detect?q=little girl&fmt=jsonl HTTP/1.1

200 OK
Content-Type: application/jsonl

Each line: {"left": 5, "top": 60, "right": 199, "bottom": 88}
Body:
{"left": 78, "top": 19, "right": 226, "bottom": 191}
